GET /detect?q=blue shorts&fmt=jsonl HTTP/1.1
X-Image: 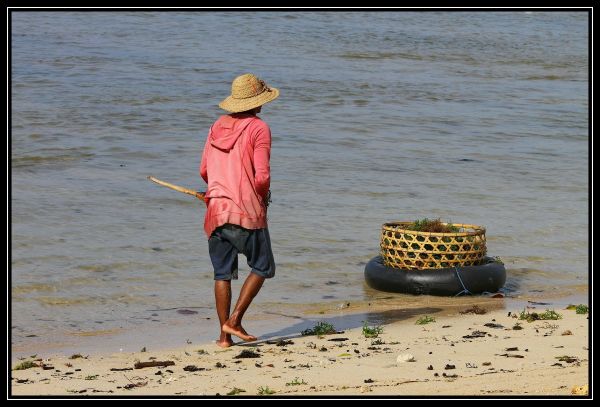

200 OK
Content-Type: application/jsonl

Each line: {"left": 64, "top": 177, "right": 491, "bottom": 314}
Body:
{"left": 208, "top": 224, "right": 276, "bottom": 281}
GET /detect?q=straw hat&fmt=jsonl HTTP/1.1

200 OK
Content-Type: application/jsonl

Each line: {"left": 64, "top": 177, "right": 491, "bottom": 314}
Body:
{"left": 218, "top": 73, "right": 279, "bottom": 113}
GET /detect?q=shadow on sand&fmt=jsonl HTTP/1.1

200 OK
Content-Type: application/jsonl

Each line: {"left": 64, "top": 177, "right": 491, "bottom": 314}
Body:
{"left": 239, "top": 307, "right": 442, "bottom": 347}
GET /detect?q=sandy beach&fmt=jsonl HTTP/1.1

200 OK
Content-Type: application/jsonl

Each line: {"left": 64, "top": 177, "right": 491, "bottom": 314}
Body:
{"left": 10, "top": 300, "right": 589, "bottom": 397}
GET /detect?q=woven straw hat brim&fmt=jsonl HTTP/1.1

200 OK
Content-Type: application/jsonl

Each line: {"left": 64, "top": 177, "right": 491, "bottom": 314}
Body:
{"left": 218, "top": 87, "right": 279, "bottom": 113}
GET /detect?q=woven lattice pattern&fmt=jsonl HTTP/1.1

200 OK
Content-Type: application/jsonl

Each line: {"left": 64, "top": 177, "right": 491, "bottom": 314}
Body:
{"left": 380, "top": 222, "right": 487, "bottom": 270}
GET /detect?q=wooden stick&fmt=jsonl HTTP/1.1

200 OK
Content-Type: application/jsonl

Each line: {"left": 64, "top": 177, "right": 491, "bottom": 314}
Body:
{"left": 134, "top": 360, "right": 175, "bottom": 369}
{"left": 148, "top": 176, "right": 205, "bottom": 200}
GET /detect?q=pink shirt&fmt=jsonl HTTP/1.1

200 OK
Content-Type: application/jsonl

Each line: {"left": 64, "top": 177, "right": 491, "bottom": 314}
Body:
{"left": 199, "top": 113, "right": 271, "bottom": 238}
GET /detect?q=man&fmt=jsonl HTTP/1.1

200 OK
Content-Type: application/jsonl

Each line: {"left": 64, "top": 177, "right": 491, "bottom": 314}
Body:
{"left": 200, "top": 73, "right": 279, "bottom": 348}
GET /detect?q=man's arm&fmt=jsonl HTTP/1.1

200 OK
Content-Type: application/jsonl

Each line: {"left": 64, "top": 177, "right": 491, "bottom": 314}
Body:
{"left": 199, "top": 130, "right": 211, "bottom": 184}
{"left": 253, "top": 124, "right": 271, "bottom": 203}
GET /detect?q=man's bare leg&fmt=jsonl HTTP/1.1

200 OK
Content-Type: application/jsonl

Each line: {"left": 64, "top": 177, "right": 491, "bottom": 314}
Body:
{"left": 222, "top": 272, "right": 265, "bottom": 342}
{"left": 214, "top": 280, "right": 234, "bottom": 348}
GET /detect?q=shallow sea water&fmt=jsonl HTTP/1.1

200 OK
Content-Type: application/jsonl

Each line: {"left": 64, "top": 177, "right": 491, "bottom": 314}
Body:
{"left": 11, "top": 11, "right": 589, "bottom": 357}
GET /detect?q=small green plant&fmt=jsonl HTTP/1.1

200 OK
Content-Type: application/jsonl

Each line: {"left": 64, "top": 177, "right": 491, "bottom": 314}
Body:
{"left": 85, "top": 375, "right": 99, "bottom": 380}
{"left": 512, "top": 322, "right": 523, "bottom": 330}
{"left": 492, "top": 256, "right": 504, "bottom": 265}
{"left": 362, "top": 322, "right": 383, "bottom": 338}
{"left": 370, "top": 339, "right": 385, "bottom": 345}
{"left": 226, "top": 387, "right": 246, "bottom": 395}
{"left": 416, "top": 315, "right": 436, "bottom": 325}
{"left": 301, "top": 321, "right": 336, "bottom": 336}
{"left": 286, "top": 377, "right": 308, "bottom": 386}
{"left": 519, "top": 308, "right": 562, "bottom": 323}
{"left": 518, "top": 309, "right": 529, "bottom": 321}
{"left": 407, "top": 218, "right": 460, "bottom": 233}
{"left": 539, "top": 310, "right": 562, "bottom": 320}
{"left": 567, "top": 304, "right": 589, "bottom": 314}
{"left": 257, "top": 386, "right": 276, "bottom": 395}
{"left": 13, "top": 360, "right": 37, "bottom": 370}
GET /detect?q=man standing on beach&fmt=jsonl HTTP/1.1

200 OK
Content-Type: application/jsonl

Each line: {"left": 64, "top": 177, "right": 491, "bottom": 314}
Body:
{"left": 199, "top": 73, "right": 279, "bottom": 348}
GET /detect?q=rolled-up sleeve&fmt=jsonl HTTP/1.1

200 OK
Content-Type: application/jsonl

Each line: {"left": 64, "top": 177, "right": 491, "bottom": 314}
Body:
{"left": 253, "top": 124, "right": 271, "bottom": 200}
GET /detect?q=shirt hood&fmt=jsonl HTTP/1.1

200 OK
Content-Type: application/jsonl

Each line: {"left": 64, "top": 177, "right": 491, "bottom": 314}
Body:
{"left": 209, "top": 114, "right": 255, "bottom": 152}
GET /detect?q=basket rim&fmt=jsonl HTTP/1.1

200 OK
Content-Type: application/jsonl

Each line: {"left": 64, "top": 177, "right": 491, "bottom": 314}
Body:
{"left": 382, "top": 221, "right": 486, "bottom": 237}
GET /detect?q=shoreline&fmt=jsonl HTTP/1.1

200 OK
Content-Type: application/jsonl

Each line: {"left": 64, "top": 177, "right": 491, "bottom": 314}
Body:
{"left": 11, "top": 294, "right": 589, "bottom": 397}
{"left": 11, "top": 290, "right": 588, "bottom": 362}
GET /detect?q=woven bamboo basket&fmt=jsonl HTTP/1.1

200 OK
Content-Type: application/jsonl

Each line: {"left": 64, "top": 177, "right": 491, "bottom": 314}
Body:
{"left": 380, "top": 222, "right": 487, "bottom": 270}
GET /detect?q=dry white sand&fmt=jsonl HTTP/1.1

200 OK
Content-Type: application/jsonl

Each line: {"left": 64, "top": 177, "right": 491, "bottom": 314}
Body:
{"left": 11, "top": 303, "right": 589, "bottom": 397}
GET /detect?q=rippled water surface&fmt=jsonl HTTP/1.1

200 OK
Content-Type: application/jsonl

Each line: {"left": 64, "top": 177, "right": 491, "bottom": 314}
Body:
{"left": 11, "top": 11, "right": 589, "bottom": 356}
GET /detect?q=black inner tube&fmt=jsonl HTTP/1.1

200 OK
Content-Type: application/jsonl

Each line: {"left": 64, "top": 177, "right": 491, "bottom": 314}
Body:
{"left": 364, "top": 256, "right": 506, "bottom": 296}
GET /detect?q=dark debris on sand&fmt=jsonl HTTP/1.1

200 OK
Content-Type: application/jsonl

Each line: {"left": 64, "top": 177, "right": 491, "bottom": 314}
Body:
{"left": 233, "top": 349, "right": 261, "bottom": 359}
{"left": 266, "top": 339, "right": 294, "bottom": 346}
{"left": 459, "top": 305, "right": 487, "bottom": 315}
{"left": 183, "top": 365, "right": 205, "bottom": 372}
{"left": 462, "top": 331, "right": 488, "bottom": 339}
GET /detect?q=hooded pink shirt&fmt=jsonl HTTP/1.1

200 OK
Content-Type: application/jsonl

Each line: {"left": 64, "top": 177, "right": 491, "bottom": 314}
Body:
{"left": 199, "top": 113, "right": 271, "bottom": 238}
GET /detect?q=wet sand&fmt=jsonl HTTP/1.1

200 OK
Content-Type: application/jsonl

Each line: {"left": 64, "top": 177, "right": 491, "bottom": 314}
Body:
{"left": 11, "top": 302, "right": 589, "bottom": 397}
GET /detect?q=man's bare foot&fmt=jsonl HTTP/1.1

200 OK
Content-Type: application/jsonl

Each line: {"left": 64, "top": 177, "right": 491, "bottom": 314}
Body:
{"left": 222, "top": 322, "right": 257, "bottom": 342}
{"left": 215, "top": 338, "right": 234, "bottom": 348}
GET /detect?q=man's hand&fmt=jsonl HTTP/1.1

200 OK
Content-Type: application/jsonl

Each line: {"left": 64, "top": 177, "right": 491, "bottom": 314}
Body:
{"left": 196, "top": 192, "right": 209, "bottom": 206}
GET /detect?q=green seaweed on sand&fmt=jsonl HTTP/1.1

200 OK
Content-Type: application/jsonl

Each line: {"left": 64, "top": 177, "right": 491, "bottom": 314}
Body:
{"left": 519, "top": 308, "right": 562, "bottom": 322}
{"left": 257, "top": 386, "right": 276, "bottom": 395}
{"left": 13, "top": 360, "right": 37, "bottom": 370}
{"left": 566, "top": 304, "right": 588, "bottom": 314}
{"left": 301, "top": 321, "right": 336, "bottom": 336}
{"left": 286, "top": 377, "right": 308, "bottom": 386}
{"left": 226, "top": 387, "right": 246, "bottom": 395}
{"left": 362, "top": 323, "right": 384, "bottom": 338}
{"left": 416, "top": 315, "right": 436, "bottom": 325}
